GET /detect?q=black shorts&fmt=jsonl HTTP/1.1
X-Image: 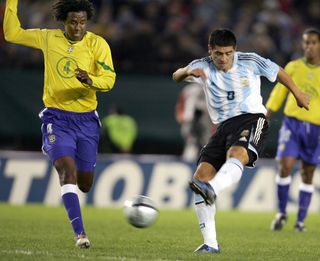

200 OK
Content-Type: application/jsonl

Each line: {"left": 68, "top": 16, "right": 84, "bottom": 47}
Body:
{"left": 198, "top": 113, "right": 269, "bottom": 171}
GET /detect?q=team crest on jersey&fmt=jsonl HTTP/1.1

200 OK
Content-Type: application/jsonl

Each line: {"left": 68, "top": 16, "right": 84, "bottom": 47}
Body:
{"left": 48, "top": 134, "right": 56, "bottom": 143}
{"left": 240, "top": 77, "right": 249, "bottom": 87}
{"left": 57, "top": 57, "right": 78, "bottom": 78}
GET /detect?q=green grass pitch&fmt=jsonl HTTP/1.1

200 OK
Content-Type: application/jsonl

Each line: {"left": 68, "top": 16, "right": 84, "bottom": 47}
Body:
{"left": 1, "top": 203, "right": 320, "bottom": 261}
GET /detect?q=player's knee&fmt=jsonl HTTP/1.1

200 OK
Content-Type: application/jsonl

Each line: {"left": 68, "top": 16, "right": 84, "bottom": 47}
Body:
{"left": 57, "top": 169, "right": 77, "bottom": 185}
{"left": 194, "top": 162, "right": 216, "bottom": 181}
{"left": 227, "top": 146, "right": 249, "bottom": 165}
{"left": 77, "top": 183, "right": 92, "bottom": 193}
{"left": 300, "top": 171, "right": 314, "bottom": 184}
{"left": 77, "top": 171, "right": 94, "bottom": 193}
{"left": 54, "top": 157, "right": 77, "bottom": 184}
{"left": 279, "top": 165, "right": 292, "bottom": 177}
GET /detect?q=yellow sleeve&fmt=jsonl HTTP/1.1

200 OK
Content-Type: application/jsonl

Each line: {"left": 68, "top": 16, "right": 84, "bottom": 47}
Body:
{"left": 4, "top": 0, "right": 45, "bottom": 49}
{"left": 265, "top": 63, "right": 293, "bottom": 112}
{"left": 88, "top": 36, "right": 116, "bottom": 92}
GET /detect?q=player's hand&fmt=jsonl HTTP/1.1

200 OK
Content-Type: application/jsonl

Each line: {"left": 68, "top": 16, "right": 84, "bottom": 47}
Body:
{"left": 187, "top": 68, "right": 207, "bottom": 81}
{"left": 265, "top": 109, "right": 273, "bottom": 123}
{"left": 295, "top": 92, "right": 310, "bottom": 110}
{"left": 75, "top": 68, "right": 93, "bottom": 86}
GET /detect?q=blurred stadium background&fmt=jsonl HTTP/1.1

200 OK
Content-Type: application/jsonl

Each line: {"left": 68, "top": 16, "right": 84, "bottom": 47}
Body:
{"left": 1, "top": 0, "right": 320, "bottom": 211}
{"left": 1, "top": 0, "right": 319, "bottom": 155}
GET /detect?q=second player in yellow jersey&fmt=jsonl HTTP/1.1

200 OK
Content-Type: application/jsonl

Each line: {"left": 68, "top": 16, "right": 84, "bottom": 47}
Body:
{"left": 267, "top": 28, "right": 320, "bottom": 233}
{"left": 267, "top": 57, "right": 320, "bottom": 125}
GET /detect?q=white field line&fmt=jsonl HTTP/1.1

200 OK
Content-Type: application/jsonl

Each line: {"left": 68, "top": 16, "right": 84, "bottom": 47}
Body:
{"left": 1, "top": 249, "right": 182, "bottom": 261}
{"left": 1, "top": 249, "right": 52, "bottom": 256}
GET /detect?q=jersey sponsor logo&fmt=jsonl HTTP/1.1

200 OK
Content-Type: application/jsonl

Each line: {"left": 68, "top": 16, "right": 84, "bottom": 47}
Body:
{"left": 56, "top": 57, "right": 78, "bottom": 78}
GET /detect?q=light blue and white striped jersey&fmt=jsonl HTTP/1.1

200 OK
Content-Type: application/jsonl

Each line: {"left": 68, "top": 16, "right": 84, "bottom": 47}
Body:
{"left": 186, "top": 52, "right": 279, "bottom": 124}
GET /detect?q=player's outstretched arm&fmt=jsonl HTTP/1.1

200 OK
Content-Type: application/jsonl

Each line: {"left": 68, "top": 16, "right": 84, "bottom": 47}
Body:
{"left": 4, "top": 0, "right": 42, "bottom": 48}
{"left": 277, "top": 67, "right": 310, "bottom": 110}
{"left": 172, "top": 67, "right": 207, "bottom": 82}
{"left": 172, "top": 67, "right": 189, "bottom": 82}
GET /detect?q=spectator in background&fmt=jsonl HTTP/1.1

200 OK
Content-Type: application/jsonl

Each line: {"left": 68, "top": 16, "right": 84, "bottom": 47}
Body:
{"left": 101, "top": 105, "right": 138, "bottom": 153}
{"left": 175, "top": 83, "right": 213, "bottom": 161}
{"left": 2, "top": 0, "right": 319, "bottom": 74}
{"left": 267, "top": 28, "right": 320, "bottom": 232}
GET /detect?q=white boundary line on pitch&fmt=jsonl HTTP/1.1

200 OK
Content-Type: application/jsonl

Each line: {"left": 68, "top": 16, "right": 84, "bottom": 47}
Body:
{"left": 1, "top": 250, "right": 182, "bottom": 261}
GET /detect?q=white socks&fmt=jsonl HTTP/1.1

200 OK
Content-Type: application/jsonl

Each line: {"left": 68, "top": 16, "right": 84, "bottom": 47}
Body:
{"left": 298, "top": 182, "right": 314, "bottom": 193}
{"left": 193, "top": 158, "right": 244, "bottom": 249}
{"left": 194, "top": 193, "right": 218, "bottom": 249}
{"left": 61, "top": 184, "right": 78, "bottom": 196}
{"left": 275, "top": 175, "right": 292, "bottom": 185}
{"left": 209, "top": 158, "right": 244, "bottom": 196}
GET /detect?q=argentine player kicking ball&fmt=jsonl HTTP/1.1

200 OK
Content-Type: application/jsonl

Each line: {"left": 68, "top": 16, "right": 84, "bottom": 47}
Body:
{"left": 173, "top": 29, "right": 310, "bottom": 254}
{"left": 4, "top": 0, "right": 116, "bottom": 248}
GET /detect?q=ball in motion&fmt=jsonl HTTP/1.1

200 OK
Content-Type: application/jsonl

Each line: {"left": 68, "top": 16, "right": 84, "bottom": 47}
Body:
{"left": 123, "top": 195, "right": 159, "bottom": 228}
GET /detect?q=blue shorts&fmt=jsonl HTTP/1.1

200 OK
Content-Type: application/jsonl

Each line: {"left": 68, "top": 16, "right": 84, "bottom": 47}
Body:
{"left": 39, "top": 108, "right": 101, "bottom": 172}
{"left": 276, "top": 116, "right": 320, "bottom": 165}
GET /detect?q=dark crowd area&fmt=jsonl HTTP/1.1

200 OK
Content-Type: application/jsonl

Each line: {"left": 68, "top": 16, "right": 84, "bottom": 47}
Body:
{"left": 0, "top": 0, "right": 319, "bottom": 74}
{"left": 0, "top": 0, "right": 319, "bottom": 155}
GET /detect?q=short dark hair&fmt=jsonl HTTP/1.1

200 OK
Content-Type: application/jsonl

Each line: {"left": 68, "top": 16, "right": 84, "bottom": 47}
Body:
{"left": 209, "top": 29, "right": 237, "bottom": 47}
{"left": 53, "top": 0, "right": 94, "bottom": 21}
{"left": 303, "top": 27, "right": 320, "bottom": 40}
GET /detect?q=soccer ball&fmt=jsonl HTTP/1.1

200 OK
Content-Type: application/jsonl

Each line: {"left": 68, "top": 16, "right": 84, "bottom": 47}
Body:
{"left": 123, "top": 195, "right": 159, "bottom": 228}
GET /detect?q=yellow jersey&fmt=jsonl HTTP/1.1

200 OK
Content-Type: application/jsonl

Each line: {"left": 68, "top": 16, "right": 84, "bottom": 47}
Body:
{"left": 4, "top": 0, "right": 116, "bottom": 112}
{"left": 266, "top": 58, "right": 320, "bottom": 125}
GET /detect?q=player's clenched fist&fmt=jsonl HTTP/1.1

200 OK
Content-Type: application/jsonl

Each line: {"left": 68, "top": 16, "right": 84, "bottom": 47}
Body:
{"left": 75, "top": 68, "right": 93, "bottom": 86}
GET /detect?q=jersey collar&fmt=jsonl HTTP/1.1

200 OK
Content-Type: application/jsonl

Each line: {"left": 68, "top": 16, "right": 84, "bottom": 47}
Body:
{"left": 229, "top": 52, "right": 238, "bottom": 71}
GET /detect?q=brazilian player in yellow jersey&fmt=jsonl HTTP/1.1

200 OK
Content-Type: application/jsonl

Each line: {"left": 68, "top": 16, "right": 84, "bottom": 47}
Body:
{"left": 266, "top": 28, "right": 320, "bottom": 232}
{"left": 4, "top": 0, "right": 116, "bottom": 248}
